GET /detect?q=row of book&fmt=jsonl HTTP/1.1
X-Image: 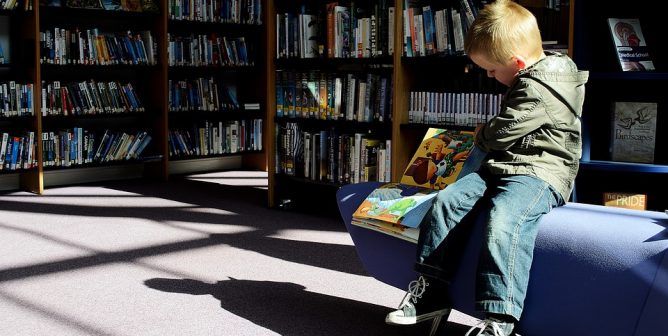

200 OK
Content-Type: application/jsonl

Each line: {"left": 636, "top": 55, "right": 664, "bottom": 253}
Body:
{"left": 42, "top": 0, "right": 158, "bottom": 12}
{"left": 168, "top": 118, "right": 262, "bottom": 157}
{"left": 41, "top": 80, "right": 143, "bottom": 116}
{"left": 403, "top": 0, "right": 478, "bottom": 57}
{"left": 276, "top": 70, "right": 393, "bottom": 123}
{"left": 276, "top": 122, "right": 392, "bottom": 185}
{"left": 0, "top": 0, "right": 23, "bottom": 10}
{"left": 169, "top": 77, "right": 240, "bottom": 112}
{"left": 408, "top": 90, "right": 503, "bottom": 126}
{"left": 168, "top": 0, "right": 262, "bottom": 24}
{"left": 277, "top": 1, "right": 394, "bottom": 59}
{"left": 40, "top": 28, "right": 157, "bottom": 65}
{"left": 0, "top": 132, "right": 37, "bottom": 171}
{"left": 167, "top": 34, "right": 251, "bottom": 67}
{"left": 0, "top": 81, "right": 34, "bottom": 117}
{"left": 42, "top": 128, "right": 152, "bottom": 167}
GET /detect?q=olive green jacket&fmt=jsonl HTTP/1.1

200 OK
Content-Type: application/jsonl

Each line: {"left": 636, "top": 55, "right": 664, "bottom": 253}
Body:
{"left": 476, "top": 52, "right": 589, "bottom": 201}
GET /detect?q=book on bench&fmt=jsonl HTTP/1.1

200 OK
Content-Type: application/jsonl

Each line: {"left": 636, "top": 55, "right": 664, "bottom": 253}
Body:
{"left": 351, "top": 128, "right": 484, "bottom": 242}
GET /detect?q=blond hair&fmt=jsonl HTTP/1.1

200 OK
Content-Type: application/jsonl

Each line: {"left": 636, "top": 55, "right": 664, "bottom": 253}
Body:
{"left": 464, "top": 0, "right": 543, "bottom": 64}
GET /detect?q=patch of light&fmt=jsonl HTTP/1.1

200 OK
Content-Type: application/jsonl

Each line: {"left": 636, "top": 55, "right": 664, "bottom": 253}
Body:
{"left": 268, "top": 229, "right": 354, "bottom": 246}
{"left": 165, "top": 221, "right": 258, "bottom": 235}
{"left": 181, "top": 207, "right": 239, "bottom": 216}
{"left": 185, "top": 171, "right": 268, "bottom": 187}
{"left": 0, "top": 192, "right": 196, "bottom": 208}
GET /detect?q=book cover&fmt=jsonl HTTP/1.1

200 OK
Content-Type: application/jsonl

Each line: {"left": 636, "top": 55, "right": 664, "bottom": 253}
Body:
{"left": 610, "top": 101, "right": 657, "bottom": 164}
{"left": 140, "top": 0, "right": 158, "bottom": 12}
{"left": 100, "top": 0, "right": 121, "bottom": 10}
{"left": 607, "top": 18, "right": 655, "bottom": 71}
{"left": 352, "top": 128, "right": 482, "bottom": 242}
{"left": 400, "top": 128, "right": 475, "bottom": 189}
{"left": 66, "top": 0, "right": 103, "bottom": 9}
{"left": 603, "top": 192, "right": 647, "bottom": 211}
{"left": 121, "top": 0, "right": 141, "bottom": 12}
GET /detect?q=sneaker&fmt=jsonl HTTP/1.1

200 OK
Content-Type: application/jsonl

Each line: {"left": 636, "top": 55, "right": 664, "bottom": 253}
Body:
{"left": 385, "top": 275, "right": 451, "bottom": 326}
{"left": 465, "top": 317, "right": 515, "bottom": 336}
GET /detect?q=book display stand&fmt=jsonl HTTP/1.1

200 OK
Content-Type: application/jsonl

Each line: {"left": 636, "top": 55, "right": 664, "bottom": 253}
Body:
{"left": 573, "top": 0, "right": 668, "bottom": 211}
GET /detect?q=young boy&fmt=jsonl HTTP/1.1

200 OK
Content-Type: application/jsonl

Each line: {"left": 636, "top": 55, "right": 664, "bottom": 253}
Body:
{"left": 385, "top": 1, "right": 589, "bottom": 335}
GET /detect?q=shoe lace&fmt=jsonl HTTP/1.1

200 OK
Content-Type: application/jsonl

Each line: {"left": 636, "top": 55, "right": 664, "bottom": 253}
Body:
{"left": 464, "top": 318, "right": 508, "bottom": 336}
{"left": 398, "top": 275, "right": 428, "bottom": 308}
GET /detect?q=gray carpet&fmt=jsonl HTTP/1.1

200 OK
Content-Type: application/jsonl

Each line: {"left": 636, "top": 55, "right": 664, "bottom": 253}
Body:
{"left": 0, "top": 171, "right": 479, "bottom": 336}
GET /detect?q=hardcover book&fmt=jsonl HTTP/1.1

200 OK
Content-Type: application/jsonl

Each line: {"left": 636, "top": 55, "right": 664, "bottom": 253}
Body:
{"left": 610, "top": 101, "right": 657, "bottom": 164}
{"left": 607, "top": 18, "right": 655, "bottom": 71}
{"left": 351, "top": 128, "right": 483, "bottom": 242}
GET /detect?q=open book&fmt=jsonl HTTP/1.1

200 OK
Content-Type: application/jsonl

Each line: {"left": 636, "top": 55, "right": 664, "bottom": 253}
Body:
{"left": 351, "top": 128, "right": 485, "bottom": 242}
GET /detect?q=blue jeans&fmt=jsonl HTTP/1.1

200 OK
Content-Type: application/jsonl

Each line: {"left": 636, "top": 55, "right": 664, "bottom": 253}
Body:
{"left": 415, "top": 169, "right": 564, "bottom": 320}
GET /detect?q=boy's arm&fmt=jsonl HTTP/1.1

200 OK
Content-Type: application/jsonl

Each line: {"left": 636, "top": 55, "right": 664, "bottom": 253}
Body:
{"left": 475, "top": 84, "right": 546, "bottom": 151}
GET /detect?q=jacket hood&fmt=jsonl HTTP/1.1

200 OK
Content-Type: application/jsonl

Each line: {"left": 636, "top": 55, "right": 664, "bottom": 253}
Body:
{"left": 518, "top": 52, "right": 589, "bottom": 117}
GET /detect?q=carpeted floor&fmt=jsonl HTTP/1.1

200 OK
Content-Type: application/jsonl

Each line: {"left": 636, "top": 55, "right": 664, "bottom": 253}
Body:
{"left": 0, "top": 171, "right": 479, "bottom": 336}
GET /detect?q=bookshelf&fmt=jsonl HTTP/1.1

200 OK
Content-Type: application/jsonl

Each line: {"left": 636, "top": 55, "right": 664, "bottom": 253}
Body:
{"left": 0, "top": 2, "right": 41, "bottom": 192}
{"left": 267, "top": 0, "right": 395, "bottom": 212}
{"left": 265, "top": 0, "right": 572, "bottom": 213}
{"left": 39, "top": 4, "right": 165, "bottom": 184}
{"left": 572, "top": 0, "right": 668, "bottom": 211}
{"left": 166, "top": 2, "right": 265, "bottom": 174}
{"left": 0, "top": 0, "right": 268, "bottom": 193}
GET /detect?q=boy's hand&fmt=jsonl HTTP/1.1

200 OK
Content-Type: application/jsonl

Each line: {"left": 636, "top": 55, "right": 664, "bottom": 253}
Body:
{"left": 473, "top": 123, "right": 485, "bottom": 144}
{"left": 474, "top": 123, "right": 485, "bottom": 136}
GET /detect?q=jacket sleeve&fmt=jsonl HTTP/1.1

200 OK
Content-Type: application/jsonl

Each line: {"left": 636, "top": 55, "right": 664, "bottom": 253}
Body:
{"left": 475, "top": 81, "right": 548, "bottom": 152}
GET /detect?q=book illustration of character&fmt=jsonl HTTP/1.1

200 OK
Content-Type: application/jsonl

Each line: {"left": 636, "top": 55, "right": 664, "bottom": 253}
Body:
{"left": 614, "top": 21, "right": 641, "bottom": 46}
{"left": 617, "top": 105, "right": 652, "bottom": 129}
{"left": 357, "top": 184, "right": 430, "bottom": 219}
{"left": 403, "top": 132, "right": 474, "bottom": 189}
{"left": 367, "top": 197, "right": 418, "bottom": 217}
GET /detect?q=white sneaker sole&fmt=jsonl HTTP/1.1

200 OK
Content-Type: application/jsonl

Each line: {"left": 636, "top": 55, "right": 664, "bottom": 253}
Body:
{"left": 385, "top": 308, "right": 450, "bottom": 325}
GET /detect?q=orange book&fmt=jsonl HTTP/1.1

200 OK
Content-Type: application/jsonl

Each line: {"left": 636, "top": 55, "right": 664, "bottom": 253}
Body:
{"left": 326, "top": 2, "right": 338, "bottom": 58}
{"left": 603, "top": 192, "right": 647, "bottom": 211}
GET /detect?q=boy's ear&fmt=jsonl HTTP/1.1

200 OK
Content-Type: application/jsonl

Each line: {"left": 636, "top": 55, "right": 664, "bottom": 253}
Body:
{"left": 512, "top": 55, "right": 527, "bottom": 70}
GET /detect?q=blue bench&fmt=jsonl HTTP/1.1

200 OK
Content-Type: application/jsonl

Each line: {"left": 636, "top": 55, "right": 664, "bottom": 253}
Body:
{"left": 337, "top": 182, "right": 668, "bottom": 336}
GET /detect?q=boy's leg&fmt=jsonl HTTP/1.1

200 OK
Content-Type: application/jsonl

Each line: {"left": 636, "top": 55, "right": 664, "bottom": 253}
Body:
{"left": 415, "top": 170, "right": 487, "bottom": 278}
{"left": 475, "top": 174, "right": 563, "bottom": 322}
{"left": 386, "top": 171, "right": 487, "bottom": 331}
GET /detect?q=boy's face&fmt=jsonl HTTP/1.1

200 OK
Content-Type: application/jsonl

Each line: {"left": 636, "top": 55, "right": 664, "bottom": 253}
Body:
{"left": 469, "top": 52, "right": 521, "bottom": 87}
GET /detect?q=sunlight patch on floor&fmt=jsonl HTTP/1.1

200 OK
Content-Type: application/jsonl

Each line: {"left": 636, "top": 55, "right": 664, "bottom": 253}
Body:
{"left": 184, "top": 171, "right": 268, "bottom": 189}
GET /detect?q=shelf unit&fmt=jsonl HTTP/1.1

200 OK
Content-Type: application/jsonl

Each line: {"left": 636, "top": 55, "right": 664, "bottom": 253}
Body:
{"left": 0, "top": 0, "right": 268, "bottom": 193}
{"left": 166, "top": 7, "right": 266, "bottom": 174}
{"left": 572, "top": 0, "right": 667, "bottom": 211}
{"left": 267, "top": 0, "right": 396, "bottom": 212}
{"left": 0, "top": 4, "right": 41, "bottom": 192}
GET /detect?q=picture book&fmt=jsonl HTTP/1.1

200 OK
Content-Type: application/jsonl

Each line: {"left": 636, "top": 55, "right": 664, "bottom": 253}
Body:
{"left": 610, "top": 101, "right": 657, "bottom": 164}
{"left": 352, "top": 128, "right": 483, "bottom": 242}
{"left": 607, "top": 18, "right": 655, "bottom": 71}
